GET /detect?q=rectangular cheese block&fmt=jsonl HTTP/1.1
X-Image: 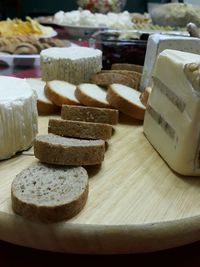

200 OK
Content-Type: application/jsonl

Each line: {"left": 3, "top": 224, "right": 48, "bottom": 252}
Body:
{"left": 143, "top": 49, "right": 200, "bottom": 176}
{"left": 140, "top": 33, "right": 200, "bottom": 91}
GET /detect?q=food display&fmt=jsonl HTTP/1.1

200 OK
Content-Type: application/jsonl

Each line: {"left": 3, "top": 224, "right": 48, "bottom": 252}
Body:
{"left": 140, "top": 33, "right": 200, "bottom": 90}
{"left": 40, "top": 47, "right": 102, "bottom": 84}
{"left": 0, "top": 76, "right": 38, "bottom": 160}
{"left": 77, "top": 0, "right": 127, "bottom": 13}
{"left": 89, "top": 30, "right": 148, "bottom": 69}
{"left": 143, "top": 49, "right": 200, "bottom": 176}
{"left": 150, "top": 3, "right": 200, "bottom": 28}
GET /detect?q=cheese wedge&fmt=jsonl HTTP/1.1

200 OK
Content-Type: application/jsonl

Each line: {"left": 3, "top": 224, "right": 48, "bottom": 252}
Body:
{"left": 0, "top": 76, "right": 38, "bottom": 160}
{"left": 140, "top": 33, "right": 200, "bottom": 91}
{"left": 143, "top": 49, "right": 200, "bottom": 176}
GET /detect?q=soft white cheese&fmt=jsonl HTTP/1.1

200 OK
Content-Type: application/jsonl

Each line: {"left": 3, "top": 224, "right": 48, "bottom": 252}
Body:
{"left": 0, "top": 76, "right": 38, "bottom": 160}
{"left": 140, "top": 33, "right": 200, "bottom": 91}
{"left": 40, "top": 47, "right": 102, "bottom": 84}
{"left": 143, "top": 49, "right": 200, "bottom": 176}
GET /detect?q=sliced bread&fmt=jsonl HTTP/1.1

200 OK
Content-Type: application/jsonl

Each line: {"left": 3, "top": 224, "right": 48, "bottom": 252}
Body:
{"left": 34, "top": 134, "right": 105, "bottom": 166}
{"left": 75, "top": 83, "right": 110, "bottom": 108}
{"left": 107, "top": 83, "right": 146, "bottom": 120}
{"left": 111, "top": 63, "right": 143, "bottom": 73}
{"left": 61, "top": 104, "right": 119, "bottom": 125}
{"left": 11, "top": 162, "right": 89, "bottom": 223}
{"left": 48, "top": 118, "right": 113, "bottom": 140}
{"left": 45, "top": 80, "right": 80, "bottom": 107}
{"left": 26, "top": 78, "right": 60, "bottom": 115}
{"left": 90, "top": 72, "right": 137, "bottom": 89}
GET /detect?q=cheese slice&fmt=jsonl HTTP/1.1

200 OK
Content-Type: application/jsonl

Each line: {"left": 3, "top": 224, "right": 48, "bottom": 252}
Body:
{"left": 140, "top": 33, "right": 200, "bottom": 91}
{"left": 143, "top": 49, "right": 200, "bottom": 176}
{"left": 40, "top": 47, "right": 102, "bottom": 84}
{"left": 0, "top": 76, "right": 38, "bottom": 160}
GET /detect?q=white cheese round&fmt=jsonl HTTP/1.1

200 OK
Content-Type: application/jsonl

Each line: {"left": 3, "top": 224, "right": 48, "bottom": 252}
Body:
{"left": 0, "top": 76, "right": 38, "bottom": 160}
{"left": 40, "top": 47, "right": 102, "bottom": 84}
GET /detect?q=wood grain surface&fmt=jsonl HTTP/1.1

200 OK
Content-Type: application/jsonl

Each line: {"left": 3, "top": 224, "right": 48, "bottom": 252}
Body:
{"left": 1, "top": 114, "right": 200, "bottom": 254}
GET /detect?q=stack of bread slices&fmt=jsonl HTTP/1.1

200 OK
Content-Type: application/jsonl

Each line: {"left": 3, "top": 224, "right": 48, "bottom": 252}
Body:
{"left": 26, "top": 63, "right": 150, "bottom": 121}
{"left": 11, "top": 63, "right": 150, "bottom": 223}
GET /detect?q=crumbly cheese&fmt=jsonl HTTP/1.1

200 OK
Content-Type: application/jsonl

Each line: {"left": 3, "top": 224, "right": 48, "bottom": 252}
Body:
{"left": 140, "top": 33, "right": 200, "bottom": 91}
{"left": 40, "top": 47, "right": 102, "bottom": 84}
{"left": 143, "top": 49, "right": 200, "bottom": 176}
{"left": 0, "top": 76, "right": 38, "bottom": 160}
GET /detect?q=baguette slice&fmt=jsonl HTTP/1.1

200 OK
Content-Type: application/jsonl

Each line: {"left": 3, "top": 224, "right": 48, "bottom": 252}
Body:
{"left": 107, "top": 83, "right": 146, "bottom": 120}
{"left": 11, "top": 162, "right": 89, "bottom": 223}
{"left": 91, "top": 72, "right": 137, "bottom": 89}
{"left": 61, "top": 104, "right": 119, "bottom": 125}
{"left": 75, "top": 83, "right": 110, "bottom": 108}
{"left": 49, "top": 118, "right": 113, "bottom": 140}
{"left": 26, "top": 78, "right": 60, "bottom": 115}
{"left": 34, "top": 134, "right": 105, "bottom": 166}
{"left": 45, "top": 80, "right": 80, "bottom": 107}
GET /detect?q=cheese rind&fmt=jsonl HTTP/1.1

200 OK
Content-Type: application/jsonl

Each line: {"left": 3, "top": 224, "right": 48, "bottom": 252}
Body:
{"left": 143, "top": 49, "right": 200, "bottom": 176}
{"left": 40, "top": 47, "right": 102, "bottom": 84}
{"left": 140, "top": 34, "right": 200, "bottom": 91}
{"left": 0, "top": 76, "right": 38, "bottom": 160}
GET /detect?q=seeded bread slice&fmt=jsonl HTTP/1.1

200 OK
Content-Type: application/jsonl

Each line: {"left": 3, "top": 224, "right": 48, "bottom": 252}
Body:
{"left": 26, "top": 78, "right": 60, "bottom": 115}
{"left": 61, "top": 104, "right": 119, "bottom": 125}
{"left": 11, "top": 162, "right": 89, "bottom": 223}
{"left": 75, "top": 83, "right": 111, "bottom": 108}
{"left": 34, "top": 134, "right": 105, "bottom": 165}
{"left": 111, "top": 63, "right": 143, "bottom": 73}
{"left": 45, "top": 80, "right": 80, "bottom": 107}
{"left": 91, "top": 72, "right": 137, "bottom": 89}
{"left": 107, "top": 83, "right": 146, "bottom": 120}
{"left": 48, "top": 119, "right": 113, "bottom": 140}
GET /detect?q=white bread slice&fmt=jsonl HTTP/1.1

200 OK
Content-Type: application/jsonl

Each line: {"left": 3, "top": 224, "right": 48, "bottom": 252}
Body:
{"left": 75, "top": 83, "right": 111, "bottom": 108}
{"left": 107, "top": 83, "right": 146, "bottom": 120}
{"left": 26, "top": 78, "right": 60, "bottom": 115}
{"left": 11, "top": 162, "right": 88, "bottom": 223}
{"left": 45, "top": 80, "right": 80, "bottom": 107}
{"left": 34, "top": 133, "right": 105, "bottom": 166}
{"left": 61, "top": 105, "right": 119, "bottom": 125}
{"left": 48, "top": 118, "right": 113, "bottom": 140}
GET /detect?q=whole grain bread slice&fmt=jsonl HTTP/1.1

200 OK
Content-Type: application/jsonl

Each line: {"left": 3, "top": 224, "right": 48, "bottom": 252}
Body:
{"left": 111, "top": 63, "right": 143, "bottom": 73}
{"left": 90, "top": 72, "right": 137, "bottom": 89}
{"left": 75, "top": 83, "right": 111, "bottom": 108}
{"left": 45, "top": 80, "right": 80, "bottom": 107}
{"left": 34, "top": 134, "right": 105, "bottom": 166}
{"left": 107, "top": 83, "right": 146, "bottom": 120}
{"left": 48, "top": 118, "right": 113, "bottom": 140}
{"left": 11, "top": 162, "right": 89, "bottom": 223}
{"left": 61, "top": 104, "right": 119, "bottom": 125}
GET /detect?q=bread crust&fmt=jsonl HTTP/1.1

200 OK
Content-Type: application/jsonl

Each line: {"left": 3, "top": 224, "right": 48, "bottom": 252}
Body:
{"left": 75, "top": 85, "right": 111, "bottom": 108}
{"left": 91, "top": 72, "right": 137, "bottom": 89}
{"left": 61, "top": 105, "right": 119, "bottom": 125}
{"left": 45, "top": 83, "right": 80, "bottom": 107}
{"left": 11, "top": 163, "right": 89, "bottom": 223}
{"left": 34, "top": 134, "right": 105, "bottom": 165}
{"left": 37, "top": 100, "right": 60, "bottom": 115}
{"left": 107, "top": 85, "right": 145, "bottom": 120}
{"left": 48, "top": 119, "right": 113, "bottom": 140}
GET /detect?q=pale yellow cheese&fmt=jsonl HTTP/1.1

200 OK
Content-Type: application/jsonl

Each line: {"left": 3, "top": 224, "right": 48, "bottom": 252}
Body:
{"left": 0, "top": 76, "right": 38, "bottom": 160}
{"left": 143, "top": 49, "right": 200, "bottom": 176}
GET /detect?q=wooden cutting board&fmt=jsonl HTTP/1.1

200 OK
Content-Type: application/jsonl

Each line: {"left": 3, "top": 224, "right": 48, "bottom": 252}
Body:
{"left": 1, "top": 114, "right": 200, "bottom": 254}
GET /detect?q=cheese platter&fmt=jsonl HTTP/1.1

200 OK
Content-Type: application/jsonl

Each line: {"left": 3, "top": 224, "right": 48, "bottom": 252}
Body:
{"left": 1, "top": 114, "right": 200, "bottom": 254}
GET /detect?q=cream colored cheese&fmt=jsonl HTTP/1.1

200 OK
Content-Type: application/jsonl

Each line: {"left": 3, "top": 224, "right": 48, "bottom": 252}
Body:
{"left": 0, "top": 76, "right": 38, "bottom": 160}
{"left": 143, "top": 49, "right": 200, "bottom": 176}
{"left": 140, "top": 34, "right": 200, "bottom": 91}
